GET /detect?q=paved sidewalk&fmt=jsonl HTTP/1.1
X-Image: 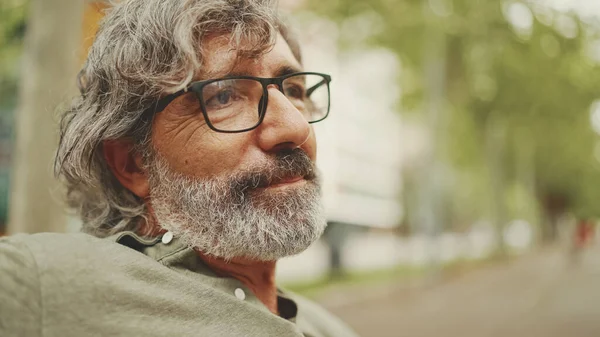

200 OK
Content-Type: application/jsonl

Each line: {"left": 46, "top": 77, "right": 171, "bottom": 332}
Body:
{"left": 318, "top": 246, "right": 600, "bottom": 337}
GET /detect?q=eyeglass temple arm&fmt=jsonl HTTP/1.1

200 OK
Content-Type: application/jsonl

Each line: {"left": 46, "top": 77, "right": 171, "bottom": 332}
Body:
{"left": 306, "top": 79, "right": 327, "bottom": 97}
{"left": 151, "top": 89, "right": 187, "bottom": 114}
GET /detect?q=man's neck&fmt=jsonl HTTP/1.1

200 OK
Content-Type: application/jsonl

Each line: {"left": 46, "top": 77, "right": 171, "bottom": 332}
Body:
{"left": 197, "top": 251, "right": 279, "bottom": 315}
{"left": 137, "top": 218, "right": 280, "bottom": 314}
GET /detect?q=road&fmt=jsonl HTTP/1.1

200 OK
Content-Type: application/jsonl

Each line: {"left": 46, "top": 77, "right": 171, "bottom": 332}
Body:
{"left": 319, "top": 246, "right": 600, "bottom": 337}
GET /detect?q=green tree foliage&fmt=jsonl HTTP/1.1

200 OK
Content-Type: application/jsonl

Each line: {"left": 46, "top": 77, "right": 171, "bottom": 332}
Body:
{"left": 0, "top": 0, "right": 28, "bottom": 229}
{"left": 306, "top": 0, "right": 600, "bottom": 232}
{"left": 0, "top": 0, "right": 27, "bottom": 106}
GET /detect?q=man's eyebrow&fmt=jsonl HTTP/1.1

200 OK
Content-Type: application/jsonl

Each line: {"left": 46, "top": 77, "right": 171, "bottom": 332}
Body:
{"left": 274, "top": 65, "right": 303, "bottom": 77}
{"left": 199, "top": 64, "right": 304, "bottom": 80}
{"left": 221, "top": 65, "right": 304, "bottom": 79}
{"left": 222, "top": 71, "right": 250, "bottom": 79}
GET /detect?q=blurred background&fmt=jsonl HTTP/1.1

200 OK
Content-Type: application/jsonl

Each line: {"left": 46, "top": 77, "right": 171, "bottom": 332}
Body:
{"left": 2, "top": 0, "right": 600, "bottom": 336}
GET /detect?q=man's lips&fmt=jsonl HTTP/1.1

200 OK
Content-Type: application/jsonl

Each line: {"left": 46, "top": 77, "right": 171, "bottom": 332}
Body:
{"left": 266, "top": 176, "right": 305, "bottom": 188}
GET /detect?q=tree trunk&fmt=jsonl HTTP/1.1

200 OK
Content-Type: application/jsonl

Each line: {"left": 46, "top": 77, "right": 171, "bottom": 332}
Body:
{"left": 418, "top": 6, "right": 448, "bottom": 280}
{"left": 7, "top": 0, "right": 84, "bottom": 234}
{"left": 485, "top": 115, "right": 507, "bottom": 256}
{"left": 541, "top": 193, "right": 567, "bottom": 243}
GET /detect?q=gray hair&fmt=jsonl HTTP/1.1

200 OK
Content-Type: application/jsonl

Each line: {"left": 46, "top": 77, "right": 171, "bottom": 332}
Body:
{"left": 55, "top": 0, "right": 301, "bottom": 237}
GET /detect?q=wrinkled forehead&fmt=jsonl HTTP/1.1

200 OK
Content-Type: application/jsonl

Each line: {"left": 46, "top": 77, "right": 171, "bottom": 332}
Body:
{"left": 198, "top": 33, "right": 303, "bottom": 80}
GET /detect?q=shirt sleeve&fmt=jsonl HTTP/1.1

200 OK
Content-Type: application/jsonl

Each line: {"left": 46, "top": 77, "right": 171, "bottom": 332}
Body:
{"left": 0, "top": 236, "right": 41, "bottom": 337}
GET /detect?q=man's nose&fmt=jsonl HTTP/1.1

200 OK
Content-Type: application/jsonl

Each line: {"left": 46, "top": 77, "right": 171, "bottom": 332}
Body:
{"left": 256, "top": 85, "right": 312, "bottom": 152}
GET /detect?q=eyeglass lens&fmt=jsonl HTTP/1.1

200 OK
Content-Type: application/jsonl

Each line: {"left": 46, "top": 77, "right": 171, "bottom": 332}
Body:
{"left": 199, "top": 74, "right": 329, "bottom": 132}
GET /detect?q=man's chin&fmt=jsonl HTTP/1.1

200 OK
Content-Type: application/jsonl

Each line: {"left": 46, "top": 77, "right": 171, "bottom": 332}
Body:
{"left": 168, "top": 211, "right": 327, "bottom": 262}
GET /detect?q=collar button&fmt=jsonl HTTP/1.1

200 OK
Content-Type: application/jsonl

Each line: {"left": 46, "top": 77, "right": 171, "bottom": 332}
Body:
{"left": 161, "top": 232, "right": 174, "bottom": 244}
{"left": 234, "top": 288, "right": 246, "bottom": 301}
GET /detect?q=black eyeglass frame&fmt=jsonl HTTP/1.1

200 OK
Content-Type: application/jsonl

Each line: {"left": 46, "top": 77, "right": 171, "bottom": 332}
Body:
{"left": 148, "top": 71, "right": 332, "bottom": 133}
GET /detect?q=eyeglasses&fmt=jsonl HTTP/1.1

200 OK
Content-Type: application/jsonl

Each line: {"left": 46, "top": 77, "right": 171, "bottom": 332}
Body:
{"left": 149, "top": 72, "right": 332, "bottom": 133}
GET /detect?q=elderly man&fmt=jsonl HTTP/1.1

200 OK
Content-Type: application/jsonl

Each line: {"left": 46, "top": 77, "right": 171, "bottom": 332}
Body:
{"left": 0, "top": 1, "right": 359, "bottom": 336}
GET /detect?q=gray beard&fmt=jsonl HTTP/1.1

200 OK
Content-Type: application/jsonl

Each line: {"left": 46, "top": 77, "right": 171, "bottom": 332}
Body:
{"left": 146, "top": 149, "right": 327, "bottom": 261}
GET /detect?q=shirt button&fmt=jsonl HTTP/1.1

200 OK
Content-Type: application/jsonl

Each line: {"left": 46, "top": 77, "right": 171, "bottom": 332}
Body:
{"left": 161, "top": 232, "right": 174, "bottom": 244}
{"left": 234, "top": 288, "right": 246, "bottom": 301}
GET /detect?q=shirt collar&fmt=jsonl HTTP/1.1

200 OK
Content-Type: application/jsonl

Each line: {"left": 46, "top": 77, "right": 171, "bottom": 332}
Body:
{"left": 108, "top": 230, "right": 299, "bottom": 320}
{"left": 111, "top": 231, "right": 213, "bottom": 274}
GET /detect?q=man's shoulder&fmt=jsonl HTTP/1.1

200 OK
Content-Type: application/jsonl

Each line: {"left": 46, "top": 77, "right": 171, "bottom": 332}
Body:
{"left": 2, "top": 231, "right": 118, "bottom": 257}
{"left": 3, "top": 231, "right": 104, "bottom": 246}
{"left": 1, "top": 232, "right": 96, "bottom": 261}
{"left": 285, "top": 290, "right": 360, "bottom": 337}
{"left": 0, "top": 232, "right": 128, "bottom": 336}
{"left": 0, "top": 232, "right": 150, "bottom": 274}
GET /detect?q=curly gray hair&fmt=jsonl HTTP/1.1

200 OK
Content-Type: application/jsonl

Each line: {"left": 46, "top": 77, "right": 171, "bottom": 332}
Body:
{"left": 55, "top": 0, "right": 301, "bottom": 237}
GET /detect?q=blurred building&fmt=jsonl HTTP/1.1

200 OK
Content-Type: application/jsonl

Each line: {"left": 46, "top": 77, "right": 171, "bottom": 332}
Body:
{"left": 297, "top": 16, "right": 405, "bottom": 229}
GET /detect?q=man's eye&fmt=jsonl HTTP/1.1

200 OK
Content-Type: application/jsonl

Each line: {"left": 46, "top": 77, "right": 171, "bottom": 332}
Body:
{"left": 284, "top": 85, "right": 306, "bottom": 99}
{"left": 206, "top": 89, "right": 234, "bottom": 107}
{"left": 216, "top": 90, "right": 232, "bottom": 104}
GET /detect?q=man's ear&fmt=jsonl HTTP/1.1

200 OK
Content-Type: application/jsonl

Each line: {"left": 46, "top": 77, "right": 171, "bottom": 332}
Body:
{"left": 103, "top": 140, "right": 149, "bottom": 199}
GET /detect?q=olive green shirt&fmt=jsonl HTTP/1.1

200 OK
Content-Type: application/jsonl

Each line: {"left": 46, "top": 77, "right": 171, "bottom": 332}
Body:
{"left": 0, "top": 231, "right": 359, "bottom": 337}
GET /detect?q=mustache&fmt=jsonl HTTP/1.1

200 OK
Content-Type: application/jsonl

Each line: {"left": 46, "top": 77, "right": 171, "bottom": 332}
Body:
{"left": 229, "top": 148, "right": 317, "bottom": 193}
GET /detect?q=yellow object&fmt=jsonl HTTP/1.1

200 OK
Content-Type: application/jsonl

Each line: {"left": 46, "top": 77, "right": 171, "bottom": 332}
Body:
{"left": 81, "top": 2, "right": 109, "bottom": 62}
